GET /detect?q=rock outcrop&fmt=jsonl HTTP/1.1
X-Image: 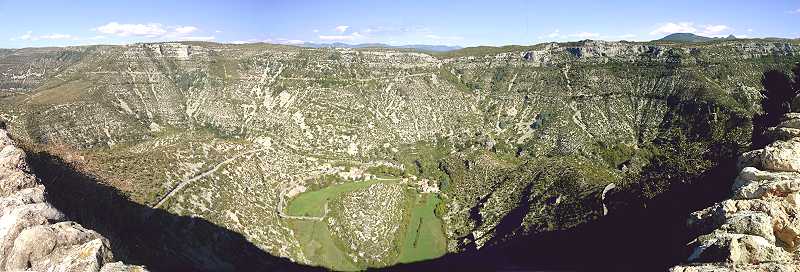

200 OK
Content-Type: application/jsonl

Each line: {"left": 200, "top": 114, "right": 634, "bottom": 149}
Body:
{"left": 0, "top": 129, "right": 145, "bottom": 271}
{"left": 671, "top": 113, "right": 800, "bottom": 271}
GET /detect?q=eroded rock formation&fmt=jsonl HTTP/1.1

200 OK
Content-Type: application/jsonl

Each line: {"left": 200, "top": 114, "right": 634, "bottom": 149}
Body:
{"left": 0, "top": 129, "right": 145, "bottom": 271}
{"left": 672, "top": 113, "right": 800, "bottom": 271}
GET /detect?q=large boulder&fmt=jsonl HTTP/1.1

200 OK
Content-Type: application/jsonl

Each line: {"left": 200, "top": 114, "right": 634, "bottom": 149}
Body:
{"left": 761, "top": 139, "right": 800, "bottom": 172}
{"left": 675, "top": 112, "right": 800, "bottom": 271}
{"left": 0, "top": 129, "right": 146, "bottom": 271}
{"left": 686, "top": 233, "right": 790, "bottom": 265}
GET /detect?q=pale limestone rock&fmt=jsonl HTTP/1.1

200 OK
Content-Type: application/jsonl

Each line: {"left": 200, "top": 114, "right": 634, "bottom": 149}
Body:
{"left": 778, "top": 114, "right": 800, "bottom": 129}
{"left": 0, "top": 129, "right": 147, "bottom": 271}
{"left": 672, "top": 263, "right": 800, "bottom": 272}
{"left": 686, "top": 233, "right": 790, "bottom": 264}
{"left": 0, "top": 142, "right": 37, "bottom": 197}
{"left": 766, "top": 127, "right": 800, "bottom": 141}
{"left": 761, "top": 139, "right": 800, "bottom": 172}
{"left": 732, "top": 167, "right": 800, "bottom": 199}
{"left": 738, "top": 149, "right": 765, "bottom": 170}
{"left": 675, "top": 117, "right": 800, "bottom": 271}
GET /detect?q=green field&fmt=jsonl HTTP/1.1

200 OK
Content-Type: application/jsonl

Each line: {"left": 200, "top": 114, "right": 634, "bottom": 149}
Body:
{"left": 286, "top": 179, "right": 401, "bottom": 271}
{"left": 286, "top": 179, "right": 393, "bottom": 217}
{"left": 398, "top": 193, "right": 447, "bottom": 263}
{"left": 290, "top": 219, "right": 359, "bottom": 271}
{"left": 286, "top": 179, "right": 446, "bottom": 269}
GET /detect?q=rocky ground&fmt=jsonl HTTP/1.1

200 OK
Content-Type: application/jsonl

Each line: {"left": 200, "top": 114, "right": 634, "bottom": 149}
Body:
{"left": 0, "top": 128, "right": 145, "bottom": 271}
{"left": 1, "top": 39, "right": 799, "bottom": 269}
{"left": 672, "top": 112, "right": 800, "bottom": 270}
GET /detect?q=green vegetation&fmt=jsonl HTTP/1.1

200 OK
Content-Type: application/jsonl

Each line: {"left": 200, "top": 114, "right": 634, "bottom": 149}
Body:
{"left": 286, "top": 179, "right": 391, "bottom": 217}
{"left": 365, "top": 165, "right": 404, "bottom": 178}
{"left": 3, "top": 40, "right": 799, "bottom": 270}
{"left": 398, "top": 193, "right": 447, "bottom": 263}
{"left": 392, "top": 139, "right": 452, "bottom": 185}
{"left": 289, "top": 219, "right": 359, "bottom": 271}
{"left": 592, "top": 141, "right": 641, "bottom": 169}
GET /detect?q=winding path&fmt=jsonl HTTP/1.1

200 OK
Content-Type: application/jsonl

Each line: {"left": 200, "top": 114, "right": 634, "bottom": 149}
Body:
{"left": 153, "top": 148, "right": 269, "bottom": 209}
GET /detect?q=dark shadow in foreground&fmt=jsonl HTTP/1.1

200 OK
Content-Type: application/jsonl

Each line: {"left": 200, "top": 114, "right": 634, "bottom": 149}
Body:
{"left": 24, "top": 150, "right": 321, "bottom": 272}
{"left": 385, "top": 158, "right": 738, "bottom": 272}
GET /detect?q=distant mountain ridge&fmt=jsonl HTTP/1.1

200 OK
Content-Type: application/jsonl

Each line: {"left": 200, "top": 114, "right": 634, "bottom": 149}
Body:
{"left": 657, "top": 33, "right": 737, "bottom": 42}
{"left": 300, "top": 42, "right": 462, "bottom": 52}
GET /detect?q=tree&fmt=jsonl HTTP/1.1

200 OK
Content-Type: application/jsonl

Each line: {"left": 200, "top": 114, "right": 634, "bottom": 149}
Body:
{"left": 752, "top": 64, "right": 800, "bottom": 149}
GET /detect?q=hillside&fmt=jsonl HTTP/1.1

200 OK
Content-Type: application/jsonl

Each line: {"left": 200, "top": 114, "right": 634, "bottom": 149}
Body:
{"left": 658, "top": 33, "right": 738, "bottom": 43}
{"left": 1, "top": 39, "right": 799, "bottom": 270}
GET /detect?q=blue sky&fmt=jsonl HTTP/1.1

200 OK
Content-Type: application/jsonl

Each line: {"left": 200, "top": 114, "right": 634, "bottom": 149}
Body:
{"left": 1, "top": 0, "right": 798, "bottom": 48}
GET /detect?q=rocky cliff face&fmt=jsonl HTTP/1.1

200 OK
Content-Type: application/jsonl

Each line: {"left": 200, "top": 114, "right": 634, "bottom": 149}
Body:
{"left": 1, "top": 39, "right": 799, "bottom": 269}
{"left": 672, "top": 112, "right": 800, "bottom": 270}
{"left": 0, "top": 128, "right": 145, "bottom": 271}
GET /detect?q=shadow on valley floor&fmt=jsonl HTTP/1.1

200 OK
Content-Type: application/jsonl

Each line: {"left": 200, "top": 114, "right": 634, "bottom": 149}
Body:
{"left": 23, "top": 149, "right": 322, "bottom": 272}
{"left": 385, "top": 159, "right": 738, "bottom": 271}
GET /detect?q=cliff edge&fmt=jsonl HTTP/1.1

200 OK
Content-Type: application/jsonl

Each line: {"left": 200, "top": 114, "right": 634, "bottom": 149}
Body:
{"left": 672, "top": 113, "right": 800, "bottom": 270}
{"left": 0, "top": 128, "right": 146, "bottom": 271}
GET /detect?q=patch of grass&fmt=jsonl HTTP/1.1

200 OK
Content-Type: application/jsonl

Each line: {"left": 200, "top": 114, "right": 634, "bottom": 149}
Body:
{"left": 398, "top": 193, "right": 447, "bottom": 263}
{"left": 28, "top": 79, "right": 91, "bottom": 105}
{"left": 289, "top": 179, "right": 409, "bottom": 270}
{"left": 286, "top": 179, "right": 394, "bottom": 217}
{"left": 289, "top": 219, "right": 359, "bottom": 271}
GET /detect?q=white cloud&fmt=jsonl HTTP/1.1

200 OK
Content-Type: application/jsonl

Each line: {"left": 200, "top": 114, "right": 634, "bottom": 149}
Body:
{"left": 650, "top": 22, "right": 697, "bottom": 35}
{"left": 39, "top": 34, "right": 75, "bottom": 40}
{"left": 315, "top": 25, "right": 462, "bottom": 44}
{"left": 93, "top": 22, "right": 206, "bottom": 40}
{"left": 618, "top": 34, "right": 637, "bottom": 39}
{"left": 11, "top": 31, "right": 33, "bottom": 41}
{"left": 182, "top": 36, "right": 216, "bottom": 41}
{"left": 174, "top": 26, "right": 198, "bottom": 35}
{"left": 94, "top": 22, "right": 168, "bottom": 37}
{"left": 650, "top": 22, "right": 732, "bottom": 37}
{"left": 424, "top": 34, "right": 463, "bottom": 41}
{"left": 334, "top": 25, "right": 350, "bottom": 33}
{"left": 789, "top": 8, "right": 800, "bottom": 14}
{"left": 11, "top": 31, "right": 77, "bottom": 41}
{"left": 697, "top": 24, "right": 730, "bottom": 36}
{"left": 283, "top": 39, "right": 305, "bottom": 45}
{"left": 540, "top": 30, "right": 602, "bottom": 40}
{"left": 319, "top": 32, "right": 362, "bottom": 41}
{"left": 229, "top": 38, "right": 304, "bottom": 45}
{"left": 569, "top": 32, "right": 600, "bottom": 38}
{"left": 269, "top": 38, "right": 305, "bottom": 45}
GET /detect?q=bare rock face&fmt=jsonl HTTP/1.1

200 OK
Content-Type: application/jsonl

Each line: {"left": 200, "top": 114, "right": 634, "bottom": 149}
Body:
{"left": 672, "top": 113, "right": 800, "bottom": 271}
{"left": 0, "top": 129, "right": 146, "bottom": 271}
{"left": 761, "top": 139, "right": 800, "bottom": 172}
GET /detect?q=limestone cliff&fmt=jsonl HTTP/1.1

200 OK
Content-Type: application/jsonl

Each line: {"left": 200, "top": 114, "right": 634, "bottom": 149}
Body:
{"left": 672, "top": 113, "right": 800, "bottom": 270}
{"left": 2, "top": 39, "right": 798, "bottom": 269}
{"left": 0, "top": 128, "right": 145, "bottom": 271}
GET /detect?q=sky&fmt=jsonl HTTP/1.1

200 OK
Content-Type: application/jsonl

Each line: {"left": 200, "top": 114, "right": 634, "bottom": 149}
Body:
{"left": 0, "top": 0, "right": 798, "bottom": 48}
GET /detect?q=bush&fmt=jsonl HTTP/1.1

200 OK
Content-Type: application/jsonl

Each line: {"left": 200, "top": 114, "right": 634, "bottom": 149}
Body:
{"left": 752, "top": 65, "right": 800, "bottom": 148}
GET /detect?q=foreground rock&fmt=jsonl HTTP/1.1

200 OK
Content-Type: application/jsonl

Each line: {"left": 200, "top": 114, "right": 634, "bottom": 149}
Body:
{"left": 671, "top": 114, "right": 800, "bottom": 271}
{"left": 0, "top": 129, "right": 146, "bottom": 271}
